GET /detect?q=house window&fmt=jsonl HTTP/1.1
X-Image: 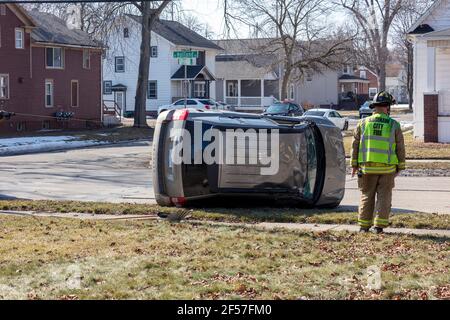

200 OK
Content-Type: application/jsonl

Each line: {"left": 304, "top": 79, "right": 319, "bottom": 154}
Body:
{"left": 306, "top": 72, "right": 313, "bottom": 82}
{"left": 46, "top": 47, "right": 64, "bottom": 68}
{"left": 343, "top": 65, "right": 351, "bottom": 75}
{"left": 147, "top": 81, "right": 157, "bottom": 99}
{"left": 369, "top": 87, "right": 378, "bottom": 98}
{"left": 15, "top": 28, "right": 24, "bottom": 49}
{"left": 151, "top": 46, "right": 158, "bottom": 58}
{"left": 0, "top": 74, "right": 9, "bottom": 99}
{"left": 71, "top": 80, "right": 79, "bottom": 107}
{"left": 194, "top": 82, "right": 206, "bottom": 98}
{"left": 115, "top": 56, "right": 125, "bottom": 72}
{"left": 123, "top": 28, "right": 129, "bottom": 38}
{"left": 226, "top": 81, "right": 238, "bottom": 97}
{"left": 0, "top": 5, "right": 6, "bottom": 16}
{"left": 83, "top": 49, "right": 90, "bottom": 69}
{"left": 45, "top": 80, "right": 54, "bottom": 107}
{"left": 103, "top": 81, "right": 112, "bottom": 95}
{"left": 360, "top": 70, "right": 367, "bottom": 79}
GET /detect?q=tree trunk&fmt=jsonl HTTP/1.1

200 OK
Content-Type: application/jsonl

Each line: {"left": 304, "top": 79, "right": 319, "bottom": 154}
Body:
{"left": 134, "top": 2, "right": 152, "bottom": 128}
{"left": 280, "top": 66, "right": 292, "bottom": 100}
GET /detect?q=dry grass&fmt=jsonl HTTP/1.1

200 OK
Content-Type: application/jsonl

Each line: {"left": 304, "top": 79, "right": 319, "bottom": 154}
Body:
{"left": 344, "top": 132, "right": 450, "bottom": 160}
{"left": 0, "top": 200, "right": 449, "bottom": 230}
{"left": 0, "top": 215, "right": 448, "bottom": 300}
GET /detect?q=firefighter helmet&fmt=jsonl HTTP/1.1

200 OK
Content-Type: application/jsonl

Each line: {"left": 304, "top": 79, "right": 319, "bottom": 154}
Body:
{"left": 370, "top": 91, "right": 396, "bottom": 108}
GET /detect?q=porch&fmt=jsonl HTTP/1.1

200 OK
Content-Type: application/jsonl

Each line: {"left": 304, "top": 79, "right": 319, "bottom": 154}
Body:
{"left": 221, "top": 79, "right": 280, "bottom": 110}
{"left": 338, "top": 75, "right": 370, "bottom": 109}
{"left": 171, "top": 65, "right": 215, "bottom": 102}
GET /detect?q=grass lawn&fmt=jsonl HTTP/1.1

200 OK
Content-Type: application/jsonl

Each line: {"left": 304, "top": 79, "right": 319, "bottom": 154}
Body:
{"left": 344, "top": 131, "right": 450, "bottom": 160}
{"left": 0, "top": 215, "right": 448, "bottom": 300}
{"left": 1, "top": 200, "right": 449, "bottom": 230}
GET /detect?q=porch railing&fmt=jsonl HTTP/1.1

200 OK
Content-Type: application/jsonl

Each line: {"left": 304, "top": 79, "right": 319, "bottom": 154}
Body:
{"left": 103, "top": 100, "right": 122, "bottom": 121}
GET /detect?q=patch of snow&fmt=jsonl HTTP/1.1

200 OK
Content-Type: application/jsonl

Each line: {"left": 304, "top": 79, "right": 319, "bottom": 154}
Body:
{"left": 0, "top": 136, "right": 106, "bottom": 156}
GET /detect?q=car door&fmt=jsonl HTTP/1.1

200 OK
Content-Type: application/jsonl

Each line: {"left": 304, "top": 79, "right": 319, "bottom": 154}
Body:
{"left": 330, "top": 111, "right": 345, "bottom": 129}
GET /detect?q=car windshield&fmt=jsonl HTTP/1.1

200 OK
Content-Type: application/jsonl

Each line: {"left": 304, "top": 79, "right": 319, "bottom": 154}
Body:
{"left": 305, "top": 111, "right": 325, "bottom": 117}
{"left": 266, "top": 104, "right": 289, "bottom": 113}
{"left": 362, "top": 102, "right": 371, "bottom": 108}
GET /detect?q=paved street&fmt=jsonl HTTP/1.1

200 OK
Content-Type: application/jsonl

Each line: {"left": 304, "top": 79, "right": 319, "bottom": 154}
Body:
{"left": 0, "top": 142, "right": 155, "bottom": 203}
{"left": 1, "top": 142, "right": 449, "bottom": 214}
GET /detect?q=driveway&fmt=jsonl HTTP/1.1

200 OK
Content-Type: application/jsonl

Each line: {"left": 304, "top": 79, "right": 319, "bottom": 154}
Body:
{"left": 1, "top": 142, "right": 449, "bottom": 214}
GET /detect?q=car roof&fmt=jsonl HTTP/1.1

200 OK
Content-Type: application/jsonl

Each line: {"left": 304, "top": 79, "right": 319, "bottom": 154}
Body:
{"left": 306, "top": 109, "right": 334, "bottom": 112}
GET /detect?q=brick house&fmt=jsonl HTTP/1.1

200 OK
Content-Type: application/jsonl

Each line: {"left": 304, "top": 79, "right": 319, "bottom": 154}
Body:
{"left": 0, "top": 4, "right": 103, "bottom": 134}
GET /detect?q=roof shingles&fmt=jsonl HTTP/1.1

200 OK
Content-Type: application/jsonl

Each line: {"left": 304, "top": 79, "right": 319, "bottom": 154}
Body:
{"left": 27, "top": 9, "right": 100, "bottom": 47}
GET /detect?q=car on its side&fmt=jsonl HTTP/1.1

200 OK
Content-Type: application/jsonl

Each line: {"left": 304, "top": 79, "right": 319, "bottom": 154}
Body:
{"left": 304, "top": 109, "right": 349, "bottom": 131}
{"left": 152, "top": 109, "right": 346, "bottom": 208}
{"left": 262, "top": 102, "right": 304, "bottom": 117}
{"left": 359, "top": 101, "right": 373, "bottom": 119}
{"left": 157, "top": 98, "right": 219, "bottom": 115}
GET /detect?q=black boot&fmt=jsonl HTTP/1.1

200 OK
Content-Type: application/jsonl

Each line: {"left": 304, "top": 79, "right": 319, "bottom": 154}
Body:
{"left": 372, "top": 227, "right": 384, "bottom": 234}
{"left": 359, "top": 227, "right": 370, "bottom": 233}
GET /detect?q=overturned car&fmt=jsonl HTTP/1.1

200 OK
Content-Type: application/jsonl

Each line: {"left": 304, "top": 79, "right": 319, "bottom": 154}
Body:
{"left": 152, "top": 109, "right": 346, "bottom": 208}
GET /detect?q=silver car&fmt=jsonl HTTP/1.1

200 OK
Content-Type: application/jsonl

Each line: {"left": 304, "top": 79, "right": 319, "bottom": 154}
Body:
{"left": 152, "top": 109, "right": 346, "bottom": 208}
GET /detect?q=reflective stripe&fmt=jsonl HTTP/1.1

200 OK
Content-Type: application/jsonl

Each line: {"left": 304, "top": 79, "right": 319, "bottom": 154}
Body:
{"left": 358, "top": 219, "right": 373, "bottom": 227}
{"left": 388, "top": 119, "right": 396, "bottom": 163}
{"left": 360, "top": 119, "right": 367, "bottom": 163}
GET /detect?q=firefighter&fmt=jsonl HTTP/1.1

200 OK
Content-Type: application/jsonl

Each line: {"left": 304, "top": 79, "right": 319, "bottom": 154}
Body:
{"left": 351, "top": 91, "right": 406, "bottom": 234}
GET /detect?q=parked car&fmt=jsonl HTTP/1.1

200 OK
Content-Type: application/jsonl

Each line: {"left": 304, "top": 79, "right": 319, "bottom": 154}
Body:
{"left": 158, "top": 98, "right": 219, "bottom": 115}
{"left": 262, "top": 102, "right": 304, "bottom": 117}
{"left": 215, "top": 101, "right": 233, "bottom": 111}
{"left": 359, "top": 101, "right": 373, "bottom": 119}
{"left": 304, "top": 109, "right": 349, "bottom": 131}
{"left": 152, "top": 109, "right": 346, "bottom": 208}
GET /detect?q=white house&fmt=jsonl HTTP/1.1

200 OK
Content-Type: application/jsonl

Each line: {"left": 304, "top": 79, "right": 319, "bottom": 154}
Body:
{"left": 214, "top": 38, "right": 378, "bottom": 111}
{"left": 408, "top": 0, "right": 450, "bottom": 143}
{"left": 385, "top": 63, "right": 408, "bottom": 104}
{"left": 102, "top": 15, "right": 222, "bottom": 117}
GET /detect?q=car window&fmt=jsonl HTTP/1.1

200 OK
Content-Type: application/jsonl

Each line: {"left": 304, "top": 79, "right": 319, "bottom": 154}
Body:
{"left": 199, "top": 99, "right": 214, "bottom": 105}
{"left": 334, "top": 112, "right": 342, "bottom": 118}
{"left": 174, "top": 100, "right": 185, "bottom": 106}
{"left": 187, "top": 100, "right": 197, "bottom": 105}
{"left": 266, "top": 104, "right": 289, "bottom": 113}
{"left": 305, "top": 111, "right": 325, "bottom": 117}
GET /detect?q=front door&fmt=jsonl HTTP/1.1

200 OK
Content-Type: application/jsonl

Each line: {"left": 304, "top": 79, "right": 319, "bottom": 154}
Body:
{"left": 114, "top": 91, "right": 125, "bottom": 114}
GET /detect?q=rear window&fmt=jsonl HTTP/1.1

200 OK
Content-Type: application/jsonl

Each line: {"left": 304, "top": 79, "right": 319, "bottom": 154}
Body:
{"left": 305, "top": 111, "right": 325, "bottom": 117}
{"left": 266, "top": 104, "right": 289, "bottom": 113}
{"left": 199, "top": 99, "right": 215, "bottom": 105}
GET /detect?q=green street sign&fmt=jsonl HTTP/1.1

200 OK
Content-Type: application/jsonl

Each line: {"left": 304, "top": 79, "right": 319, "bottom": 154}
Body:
{"left": 173, "top": 51, "right": 199, "bottom": 59}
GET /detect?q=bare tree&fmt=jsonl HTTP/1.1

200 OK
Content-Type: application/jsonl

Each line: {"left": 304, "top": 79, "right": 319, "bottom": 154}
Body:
{"left": 226, "top": 0, "right": 351, "bottom": 100}
{"left": 392, "top": 0, "right": 433, "bottom": 110}
{"left": 339, "top": 0, "right": 410, "bottom": 91}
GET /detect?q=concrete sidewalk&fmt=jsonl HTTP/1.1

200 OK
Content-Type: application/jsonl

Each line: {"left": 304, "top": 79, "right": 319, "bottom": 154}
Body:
{"left": 1, "top": 210, "right": 448, "bottom": 238}
{"left": 342, "top": 175, "right": 450, "bottom": 214}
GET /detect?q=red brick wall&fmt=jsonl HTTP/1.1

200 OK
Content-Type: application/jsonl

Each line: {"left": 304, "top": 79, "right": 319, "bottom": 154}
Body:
{"left": 0, "top": 5, "right": 102, "bottom": 134}
{"left": 29, "top": 47, "right": 102, "bottom": 129}
{"left": 424, "top": 93, "right": 439, "bottom": 143}
{"left": 0, "top": 5, "right": 32, "bottom": 132}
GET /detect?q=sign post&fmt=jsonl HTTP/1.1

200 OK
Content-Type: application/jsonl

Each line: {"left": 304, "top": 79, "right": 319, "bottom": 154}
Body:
{"left": 173, "top": 51, "right": 199, "bottom": 108}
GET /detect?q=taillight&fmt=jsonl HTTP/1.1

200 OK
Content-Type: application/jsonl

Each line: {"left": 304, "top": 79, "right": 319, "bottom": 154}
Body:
{"left": 170, "top": 197, "right": 186, "bottom": 206}
{"left": 204, "top": 105, "right": 211, "bottom": 110}
{"left": 172, "top": 109, "right": 189, "bottom": 121}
